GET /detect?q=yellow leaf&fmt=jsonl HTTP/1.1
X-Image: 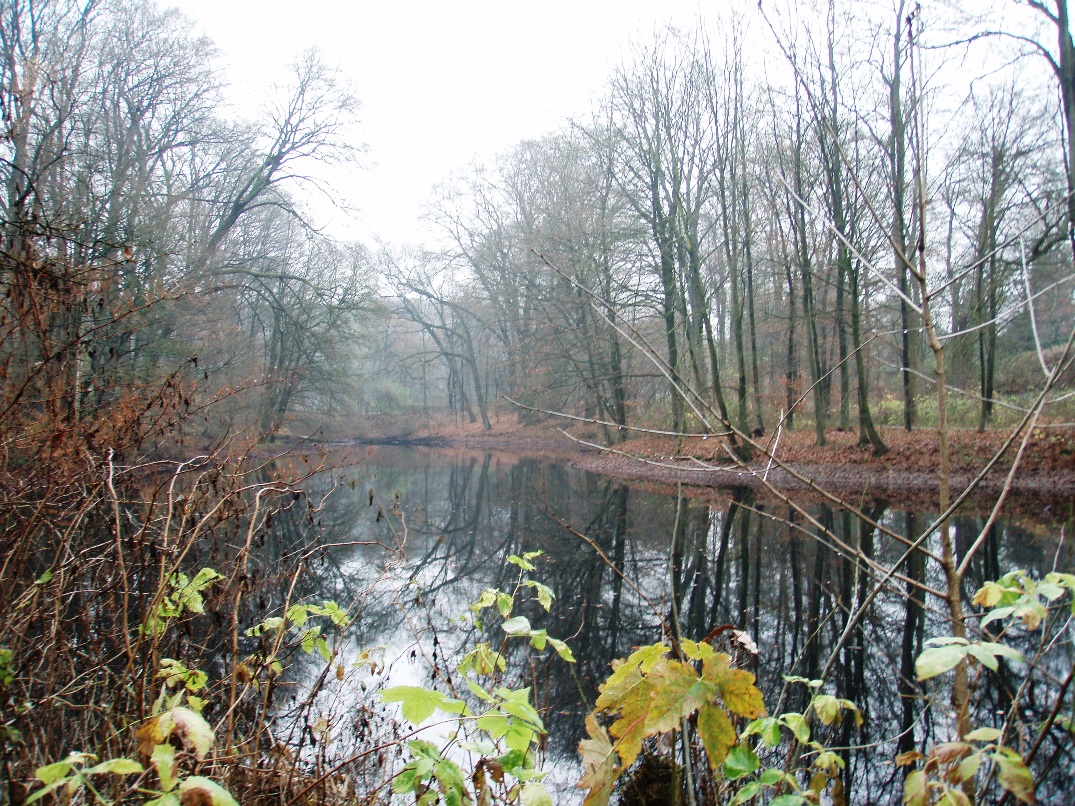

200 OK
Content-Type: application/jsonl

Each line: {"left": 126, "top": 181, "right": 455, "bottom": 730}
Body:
{"left": 702, "top": 653, "right": 766, "bottom": 719}
{"left": 697, "top": 703, "right": 735, "bottom": 770}
{"left": 903, "top": 769, "right": 928, "bottom": 806}
{"left": 596, "top": 644, "right": 667, "bottom": 711}
{"left": 608, "top": 678, "right": 652, "bottom": 769}
{"left": 595, "top": 666, "right": 645, "bottom": 712}
{"left": 577, "top": 715, "right": 619, "bottom": 806}
{"left": 136, "top": 708, "right": 214, "bottom": 761}
{"left": 972, "top": 581, "right": 1006, "bottom": 608}
{"left": 643, "top": 658, "right": 717, "bottom": 734}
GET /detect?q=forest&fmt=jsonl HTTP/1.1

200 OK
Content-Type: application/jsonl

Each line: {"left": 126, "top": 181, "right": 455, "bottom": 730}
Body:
{"left": 1, "top": 0, "right": 1074, "bottom": 804}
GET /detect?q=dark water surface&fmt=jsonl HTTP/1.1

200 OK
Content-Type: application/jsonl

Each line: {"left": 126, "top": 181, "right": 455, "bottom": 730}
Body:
{"left": 273, "top": 445, "right": 1074, "bottom": 804}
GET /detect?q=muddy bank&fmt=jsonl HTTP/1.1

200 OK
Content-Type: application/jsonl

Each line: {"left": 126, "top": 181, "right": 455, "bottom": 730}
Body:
{"left": 332, "top": 419, "right": 1075, "bottom": 518}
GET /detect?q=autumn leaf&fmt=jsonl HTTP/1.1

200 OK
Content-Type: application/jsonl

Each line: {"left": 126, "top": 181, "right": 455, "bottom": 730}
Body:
{"left": 577, "top": 715, "right": 619, "bottom": 806}
{"left": 643, "top": 658, "right": 717, "bottom": 734}
{"left": 178, "top": 776, "right": 238, "bottom": 806}
{"left": 991, "top": 747, "right": 1036, "bottom": 804}
{"left": 595, "top": 643, "right": 667, "bottom": 710}
{"left": 136, "top": 707, "right": 215, "bottom": 761}
{"left": 812, "top": 694, "right": 841, "bottom": 726}
{"left": 697, "top": 703, "right": 736, "bottom": 770}
{"left": 902, "top": 769, "right": 928, "bottom": 806}
{"left": 703, "top": 653, "right": 765, "bottom": 718}
{"left": 595, "top": 665, "right": 645, "bottom": 712}
{"left": 607, "top": 676, "right": 652, "bottom": 768}
{"left": 972, "top": 581, "right": 1007, "bottom": 608}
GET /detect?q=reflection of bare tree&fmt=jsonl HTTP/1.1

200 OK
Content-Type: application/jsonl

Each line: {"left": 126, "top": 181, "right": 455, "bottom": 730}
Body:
{"left": 266, "top": 448, "right": 1074, "bottom": 798}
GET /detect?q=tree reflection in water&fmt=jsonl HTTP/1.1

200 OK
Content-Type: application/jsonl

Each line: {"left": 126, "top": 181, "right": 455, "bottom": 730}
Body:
{"left": 262, "top": 446, "right": 1073, "bottom": 804}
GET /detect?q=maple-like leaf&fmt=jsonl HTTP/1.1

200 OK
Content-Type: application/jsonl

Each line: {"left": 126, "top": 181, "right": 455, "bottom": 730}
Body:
{"left": 595, "top": 665, "right": 645, "bottom": 712}
{"left": 697, "top": 702, "right": 736, "bottom": 770}
{"left": 595, "top": 644, "right": 667, "bottom": 711}
{"left": 577, "top": 715, "right": 619, "bottom": 806}
{"left": 703, "top": 653, "right": 765, "bottom": 718}
{"left": 607, "top": 676, "right": 652, "bottom": 769}
{"left": 643, "top": 658, "right": 718, "bottom": 734}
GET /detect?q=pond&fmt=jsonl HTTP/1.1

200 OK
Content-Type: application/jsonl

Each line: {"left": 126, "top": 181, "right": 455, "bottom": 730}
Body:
{"left": 264, "top": 444, "right": 1075, "bottom": 804}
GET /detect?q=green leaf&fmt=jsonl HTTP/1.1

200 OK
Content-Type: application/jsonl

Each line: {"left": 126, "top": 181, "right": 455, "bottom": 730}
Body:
{"left": 925, "top": 636, "right": 969, "bottom": 647}
{"left": 769, "top": 796, "right": 808, "bottom": 806}
{"left": 812, "top": 694, "right": 841, "bottom": 726}
{"left": 86, "top": 758, "right": 143, "bottom": 776}
{"left": 317, "top": 600, "right": 351, "bottom": 626}
{"left": 595, "top": 644, "right": 666, "bottom": 710}
{"left": 25, "top": 779, "right": 73, "bottom": 805}
{"left": 981, "top": 606, "right": 1015, "bottom": 628}
{"left": 783, "top": 675, "right": 824, "bottom": 689}
{"left": 723, "top": 744, "right": 760, "bottom": 780}
{"left": 529, "top": 628, "right": 548, "bottom": 650}
{"left": 991, "top": 747, "right": 1036, "bottom": 804}
{"left": 977, "top": 642, "right": 1024, "bottom": 664}
{"left": 507, "top": 554, "right": 536, "bottom": 571}
{"left": 743, "top": 717, "right": 782, "bottom": 748}
{"left": 471, "top": 588, "right": 500, "bottom": 612}
{"left": 966, "top": 644, "right": 1000, "bottom": 671}
{"left": 152, "top": 743, "right": 177, "bottom": 792}
{"left": 916, "top": 644, "right": 969, "bottom": 680}
{"left": 1036, "top": 581, "right": 1065, "bottom": 601}
{"left": 681, "top": 639, "right": 716, "bottom": 661}
{"left": 814, "top": 750, "right": 845, "bottom": 773}
{"left": 781, "top": 712, "right": 810, "bottom": 743}
{"left": 963, "top": 727, "right": 1002, "bottom": 742}
{"left": 520, "top": 780, "right": 553, "bottom": 806}
{"left": 466, "top": 678, "right": 494, "bottom": 702}
{"left": 730, "top": 780, "right": 763, "bottom": 804}
{"left": 504, "top": 720, "right": 538, "bottom": 752}
{"left": 1044, "top": 572, "right": 1075, "bottom": 590}
{"left": 549, "top": 636, "right": 576, "bottom": 663}
{"left": 954, "top": 751, "right": 982, "bottom": 784}
{"left": 502, "top": 616, "right": 532, "bottom": 636}
{"left": 35, "top": 760, "right": 76, "bottom": 785}
{"left": 760, "top": 767, "right": 791, "bottom": 786}
{"left": 459, "top": 642, "right": 505, "bottom": 676}
{"left": 319, "top": 637, "right": 335, "bottom": 663}
{"left": 524, "top": 580, "right": 554, "bottom": 610}
{"left": 179, "top": 776, "right": 239, "bottom": 806}
{"left": 380, "top": 686, "right": 467, "bottom": 726}
{"left": 497, "top": 591, "right": 514, "bottom": 617}
{"left": 903, "top": 769, "right": 928, "bottom": 806}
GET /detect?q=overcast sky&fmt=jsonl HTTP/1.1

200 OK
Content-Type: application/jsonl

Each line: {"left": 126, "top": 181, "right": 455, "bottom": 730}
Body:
{"left": 167, "top": 0, "right": 715, "bottom": 246}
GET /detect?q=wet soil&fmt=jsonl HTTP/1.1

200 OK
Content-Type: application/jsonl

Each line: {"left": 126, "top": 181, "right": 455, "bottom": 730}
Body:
{"left": 328, "top": 417, "right": 1075, "bottom": 520}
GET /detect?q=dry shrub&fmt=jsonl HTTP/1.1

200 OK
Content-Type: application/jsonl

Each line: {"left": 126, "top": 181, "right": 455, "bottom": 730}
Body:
{"left": 0, "top": 232, "right": 394, "bottom": 803}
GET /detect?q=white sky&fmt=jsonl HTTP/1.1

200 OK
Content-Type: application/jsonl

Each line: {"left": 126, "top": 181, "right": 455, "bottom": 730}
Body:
{"left": 166, "top": 0, "right": 713, "bottom": 246}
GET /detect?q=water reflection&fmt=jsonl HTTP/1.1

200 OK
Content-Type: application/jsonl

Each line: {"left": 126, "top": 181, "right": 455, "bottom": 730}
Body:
{"left": 274, "top": 445, "right": 1074, "bottom": 804}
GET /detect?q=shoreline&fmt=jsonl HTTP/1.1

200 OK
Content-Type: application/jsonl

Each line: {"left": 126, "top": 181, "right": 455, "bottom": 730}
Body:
{"left": 316, "top": 420, "right": 1075, "bottom": 519}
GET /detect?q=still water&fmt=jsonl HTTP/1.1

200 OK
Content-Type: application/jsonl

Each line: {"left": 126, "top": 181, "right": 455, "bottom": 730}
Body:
{"left": 266, "top": 445, "right": 1074, "bottom": 804}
